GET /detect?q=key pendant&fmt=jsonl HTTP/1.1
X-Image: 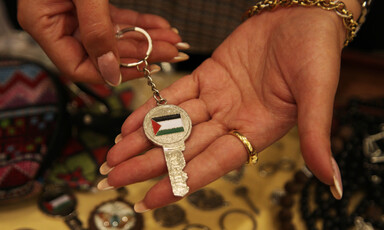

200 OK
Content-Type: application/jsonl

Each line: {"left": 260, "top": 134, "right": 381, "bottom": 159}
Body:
{"left": 143, "top": 104, "right": 192, "bottom": 197}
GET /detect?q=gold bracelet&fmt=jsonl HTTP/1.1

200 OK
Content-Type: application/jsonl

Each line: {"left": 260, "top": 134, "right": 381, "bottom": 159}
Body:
{"left": 243, "top": 0, "right": 359, "bottom": 46}
{"left": 356, "top": 0, "right": 372, "bottom": 32}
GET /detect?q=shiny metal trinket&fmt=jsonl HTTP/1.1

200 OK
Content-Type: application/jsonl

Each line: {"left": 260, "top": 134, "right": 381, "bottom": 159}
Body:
{"left": 117, "top": 27, "right": 193, "bottom": 197}
{"left": 143, "top": 104, "right": 192, "bottom": 197}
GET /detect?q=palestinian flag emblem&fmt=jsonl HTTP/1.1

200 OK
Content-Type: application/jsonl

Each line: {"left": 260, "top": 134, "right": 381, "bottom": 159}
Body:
{"left": 151, "top": 113, "right": 185, "bottom": 136}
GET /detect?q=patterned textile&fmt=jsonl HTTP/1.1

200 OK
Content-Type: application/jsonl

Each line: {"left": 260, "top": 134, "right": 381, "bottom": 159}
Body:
{"left": 110, "top": 0, "right": 254, "bottom": 54}
{"left": 44, "top": 83, "right": 133, "bottom": 190}
{"left": 0, "top": 59, "right": 134, "bottom": 198}
{"left": 0, "top": 60, "right": 61, "bottom": 200}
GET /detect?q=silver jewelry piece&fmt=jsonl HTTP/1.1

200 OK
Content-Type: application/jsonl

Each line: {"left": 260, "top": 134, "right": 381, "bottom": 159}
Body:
{"left": 219, "top": 209, "right": 257, "bottom": 230}
{"left": 363, "top": 125, "right": 384, "bottom": 164}
{"left": 116, "top": 27, "right": 153, "bottom": 68}
{"left": 143, "top": 104, "right": 192, "bottom": 197}
{"left": 183, "top": 223, "right": 211, "bottom": 230}
{"left": 117, "top": 27, "right": 192, "bottom": 197}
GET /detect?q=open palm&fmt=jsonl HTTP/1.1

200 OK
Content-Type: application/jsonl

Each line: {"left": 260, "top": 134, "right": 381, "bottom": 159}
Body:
{"left": 104, "top": 7, "right": 345, "bottom": 211}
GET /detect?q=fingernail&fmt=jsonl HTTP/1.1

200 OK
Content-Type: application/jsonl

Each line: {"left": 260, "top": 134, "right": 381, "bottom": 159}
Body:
{"left": 329, "top": 157, "right": 343, "bottom": 200}
{"left": 97, "top": 51, "right": 122, "bottom": 86}
{"left": 134, "top": 201, "right": 150, "bottom": 213}
{"left": 149, "top": 64, "right": 161, "bottom": 74}
{"left": 171, "top": 27, "right": 179, "bottom": 34}
{"left": 114, "top": 24, "right": 121, "bottom": 33}
{"left": 97, "top": 178, "right": 114, "bottom": 191}
{"left": 99, "top": 162, "right": 114, "bottom": 175}
{"left": 170, "top": 52, "right": 189, "bottom": 63}
{"left": 176, "top": 42, "right": 190, "bottom": 50}
{"left": 115, "top": 133, "right": 123, "bottom": 144}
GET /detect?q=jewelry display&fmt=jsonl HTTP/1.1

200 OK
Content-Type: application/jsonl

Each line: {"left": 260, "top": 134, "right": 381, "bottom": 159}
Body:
{"left": 233, "top": 186, "right": 260, "bottom": 214}
{"left": 275, "top": 169, "right": 311, "bottom": 230}
{"left": 88, "top": 199, "right": 142, "bottom": 230}
{"left": 152, "top": 204, "right": 187, "bottom": 228}
{"left": 270, "top": 99, "right": 384, "bottom": 230}
{"left": 298, "top": 99, "right": 384, "bottom": 230}
{"left": 38, "top": 184, "right": 142, "bottom": 230}
{"left": 187, "top": 188, "right": 227, "bottom": 211}
{"left": 117, "top": 27, "right": 192, "bottom": 197}
{"left": 219, "top": 209, "right": 257, "bottom": 230}
{"left": 258, "top": 158, "right": 296, "bottom": 177}
{"left": 37, "top": 184, "right": 83, "bottom": 230}
{"left": 88, "top": 188, "right": 143, "bottom": 230}
{"left": 222, "top": 166, "right": 245, "bottom": 184}
{"left": 182, "top": 223, "right": 211, "bottom": 230}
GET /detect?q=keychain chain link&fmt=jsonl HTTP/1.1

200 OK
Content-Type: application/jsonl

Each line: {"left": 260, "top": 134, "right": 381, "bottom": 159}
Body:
{"left": 138, "top": 60, "right": 167, "bottom": 105}
{"left": 117, "top": 27, "right": 167, "bottom": 105}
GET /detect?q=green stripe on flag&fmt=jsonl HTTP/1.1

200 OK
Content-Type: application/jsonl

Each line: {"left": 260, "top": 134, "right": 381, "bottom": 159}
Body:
{"left": 156, "top": 127, "right": 184, "bottom": 136}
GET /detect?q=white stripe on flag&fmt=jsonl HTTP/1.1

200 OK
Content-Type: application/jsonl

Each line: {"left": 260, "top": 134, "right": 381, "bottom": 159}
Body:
{"left": 158, "top": 118, "right": 183, "bottom": 131}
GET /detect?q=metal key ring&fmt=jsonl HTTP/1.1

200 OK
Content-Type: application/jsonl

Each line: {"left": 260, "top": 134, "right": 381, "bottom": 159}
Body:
{"left": 116, "top": 27, "right": 153, "bottom": 68}
{"left": 183, "top": 223, "right": 211, "bottom": 230}
{"left": 219, "top": 209, "right": 257, "bottom": 230}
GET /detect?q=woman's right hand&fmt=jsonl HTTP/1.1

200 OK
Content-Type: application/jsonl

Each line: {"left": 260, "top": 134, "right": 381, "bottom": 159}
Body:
{"left": 18, "top": 0, "right": 188, "bottom": 85}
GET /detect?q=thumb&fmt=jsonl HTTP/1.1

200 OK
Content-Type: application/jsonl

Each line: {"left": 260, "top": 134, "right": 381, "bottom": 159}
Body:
{"left": 73, "top": 0, "right": 121, "bottom": 86}
{"left": 296, "top": 74, "right": 343, "bottom": 200}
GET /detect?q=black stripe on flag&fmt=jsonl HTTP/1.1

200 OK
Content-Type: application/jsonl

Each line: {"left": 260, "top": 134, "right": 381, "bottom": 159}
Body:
{"left": 152, "top": 113, "right": 181, "bottom": 122}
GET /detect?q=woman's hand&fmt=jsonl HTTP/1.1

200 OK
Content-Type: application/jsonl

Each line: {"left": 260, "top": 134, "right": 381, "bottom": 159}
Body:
{"left": 18, "top": 0, "right": 188, "bottom": 85}
{"left": 101, "top": 7, "right": 347, "bottom": 211}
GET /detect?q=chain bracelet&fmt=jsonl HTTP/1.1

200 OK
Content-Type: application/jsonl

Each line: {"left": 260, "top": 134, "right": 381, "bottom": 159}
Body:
{"left": 243, "top": 0, "right": 359, "bottom": 46}
{"left": 139, "top": 61, "right": 167, "bottom": 105}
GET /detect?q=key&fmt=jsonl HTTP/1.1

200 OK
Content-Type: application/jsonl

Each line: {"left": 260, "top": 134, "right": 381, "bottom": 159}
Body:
{"left": 234, "top": 186, "right": 260, "bottom": 214}
{"left": 143, "top": 104, "right": 192, "bottom": 197}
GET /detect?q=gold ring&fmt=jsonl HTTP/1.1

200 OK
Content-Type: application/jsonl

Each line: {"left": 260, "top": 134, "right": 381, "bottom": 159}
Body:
{"left": 229, "top": 131, "right": 258, "bottom": 165}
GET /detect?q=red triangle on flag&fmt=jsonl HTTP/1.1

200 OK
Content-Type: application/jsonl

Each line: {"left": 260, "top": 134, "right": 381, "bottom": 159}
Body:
{"left": 151, "top": 119, "right": 161, "bottom": 135}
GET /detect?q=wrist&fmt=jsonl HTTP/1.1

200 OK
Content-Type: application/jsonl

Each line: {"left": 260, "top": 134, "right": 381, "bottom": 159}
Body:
{"left": 243, "top": 0, "right": 368, "bottom": 46}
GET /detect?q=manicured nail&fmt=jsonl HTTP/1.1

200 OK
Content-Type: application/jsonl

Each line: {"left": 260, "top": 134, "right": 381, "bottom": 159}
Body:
{"left": 99, "top": 162, "right": 114, "bottom": 175}
{"left": 330, "top": 157, "right": 343, "bottom": 200}
{"left": 171, "top": 27, "right": 179, "bottom": 34}
{"left": 170, "top": 52, "right": 189, "bottom": 63}
{"left": 134, "top": 201, "right": 150, "bottom": 213}
{"left": 97, "top": 51, "right": 122, "bottom": 86}
{"left": 115, "top": 133, "right": 123, "bottom": 144}
{"left": 149, "top": 64, "right": 161, "bottom": 74}
{"left": 97, "top": 178, "right": 114, "bottom": 191}
{"left": 176, "top": 42, "right": 190, "bottom": 50}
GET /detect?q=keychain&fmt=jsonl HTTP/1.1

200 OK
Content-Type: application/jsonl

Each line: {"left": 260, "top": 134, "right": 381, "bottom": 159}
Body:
{"left": 38, "top": 184, "right": 84, "bottom": 230}
{"left": 117, "top": 27, "right": 192, "bottom": 197}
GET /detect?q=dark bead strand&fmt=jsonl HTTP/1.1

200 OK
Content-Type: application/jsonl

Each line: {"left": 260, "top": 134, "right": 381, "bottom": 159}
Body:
{"left": 299, "top": 180, "right": 318, "bottom": 230}
{"left": 298, "top": 98, "right": 384, "bottom": 229}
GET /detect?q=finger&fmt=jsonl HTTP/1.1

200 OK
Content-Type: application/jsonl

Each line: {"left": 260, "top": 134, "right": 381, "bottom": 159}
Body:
{"left": 108, "top": 98, "right": 211, "bottom": 166}
{"left": 106, "top": 128, "right": 151, "bottom": 167}
{"left": 73, "top": 0, "right": 121, "bottom": 86}
{"left": 110, "top": 5, "right": 172, "bottom": 29}
{"left": 295, "top": 65, "right": 342, "bottom": 199}
{"left": 134, "top": 134, "right": 248, "bottom": 211}
{"left": 18, "top": 1, "right": 104, "bottom": 83}
{"left": 106, "top": 121, "right": 227, "bottom": 188}
{"left": 115, "top": 25, "right": 181, "bottom": 45}
{"left": 117, "top": 39, "right": 179, "bottom": 65}
{"left": 121, "top": 74, "right": 200, "bottom": 135}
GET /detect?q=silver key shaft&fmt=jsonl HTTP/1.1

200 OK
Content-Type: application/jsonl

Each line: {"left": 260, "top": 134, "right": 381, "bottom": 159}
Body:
{"left": 163, "top": 146, "right": 189, "bottom": 197}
